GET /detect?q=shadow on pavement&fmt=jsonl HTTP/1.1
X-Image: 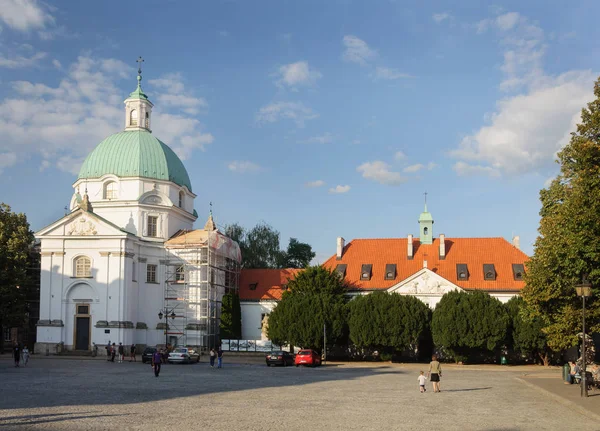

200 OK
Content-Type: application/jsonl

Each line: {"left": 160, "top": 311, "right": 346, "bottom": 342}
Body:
{"left": 0, "top": 412, "right": 129, "bottom": 427}
{"left": 442, "top": 387, "right": 492, "bottom": 392}
{"left": 0, "top": 359, "right": 405, "bottom": 410}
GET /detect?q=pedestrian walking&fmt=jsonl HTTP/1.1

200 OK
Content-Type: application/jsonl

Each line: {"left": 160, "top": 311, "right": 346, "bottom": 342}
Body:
{"left": 111, "top": 343, "right": 116, "bottom": 362}
{"left": 106, "top": 340, "right": 111, "bottom": 361}
{"left": 428, "top": 354, "right": 442, "bottom": 393}
{"left": 21, "top": 346, "right": 30, "bottom": 366}
{"left": 130, "top": 344, "right": 137, "bottom": 362}
{"left": 118, "top": 343, "right": 124, "bottom": 363}
{"left": 209, "top": 348, "right": 216, "bottom": 367}
{"left": 152, "top": 349, "right": 162, "bottom": 377}
{"left": 217, "top": 347, "right": 223, "bottom": 369}
{"left": 418, "top": 371, "right": 427, "bottom": 393}
{"left": 13, "top": 343, "right": 21, "bottom": 367}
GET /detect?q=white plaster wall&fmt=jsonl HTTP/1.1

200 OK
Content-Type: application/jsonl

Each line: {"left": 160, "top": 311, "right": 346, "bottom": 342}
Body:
{"left": 241, "top": 301, "right": 276, "bottom": 340}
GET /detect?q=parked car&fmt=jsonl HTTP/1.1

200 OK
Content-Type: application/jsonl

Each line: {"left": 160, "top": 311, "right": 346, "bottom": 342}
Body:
{"left": 167, "top": 347, "right": 200, "bottom": 364}
{"left": 295, "top": 349, "right": 321, "bottom": 367}
{"left": 141, "top": 347, "right": 157, "bottom": 364}
{"left": 266, "top": 350, "right": 295, "bottom": 367}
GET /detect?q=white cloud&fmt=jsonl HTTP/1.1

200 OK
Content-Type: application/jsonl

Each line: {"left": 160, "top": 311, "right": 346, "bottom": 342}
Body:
{"left": 274, "top": 61, "right": 322, "bottom": 89}
{"left": 227, "top": 160, "right": 261, "bottom": 173}
{"left": 0, "top": 0, "right": 54, "bottom": 31}
{"left": 357, "top": 161, "right": 407, "bottom": 185}
{"left": 452, "top": 13, "right": 596, "bottom": 177}
{"left": 305, "top": 180, "right": 325, "bottom": 188}
{"left": 543, "top": 176, "right": 554, "bottom": 188}
{"left": 427, "top": 162, "right": 437, "bottom": 170}
{"left": 432, "top": 13, "right": 451, "bottom": 23}
{"left": 342, "top": 35, "right": 377, "bottom": 66}
{"left": 0, "top": 152, "right": 17, "bottom": 173}
{"left": 0, "top": 51, "right": 46, "bottom": 68}
{"left": 329, "top": 185, "right": 351, "bottom": 194}
{"left": 52, "top": 59, "right": 62, "bottom": 69}
{"left": 256, "top": 101, "right": 318, "bottom": 127}
{"left": 0, "top": 55, "right": 212, "bottom": 175}
{"left": 149, "top": 73, "right": 208, "bottom": 115}
{"left": 453, "top": 161, "right": 500, "bottom": 177}
{"left": 301, "top": 133, "right": 334, "bottom": 144}
{"left": 394, "top": 151, "right": 406, "bottom": 160}
{"left": 403, "top": 163, "right": 425, "bottom": 173}
{"left": 373, "top": 67, "right": 412, "bottom": 80}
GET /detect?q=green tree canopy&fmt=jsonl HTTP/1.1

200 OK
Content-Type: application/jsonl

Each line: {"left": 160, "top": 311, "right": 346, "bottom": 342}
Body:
{"left": 432, "top": 291, "right": 508, "bottom": 362}
{"left": 277, "top": 238, "right": 316, "bottom": 269}
{"left": 348, "top": 291, "right": 431, "bottom": 354}
{"left": 219, "top": 293, "right": 241, "bottom": 340}
{"left": 505, "top": 297, "right": 549, "bottom": 366}
{"left": 0, "top": 203, "right": 35, "bottom": 351}
{"left": 267, "top": 266, "right": 347, "bottom": 350}
{"left": 522, "top": 76, "right": 600, "bottom": 351}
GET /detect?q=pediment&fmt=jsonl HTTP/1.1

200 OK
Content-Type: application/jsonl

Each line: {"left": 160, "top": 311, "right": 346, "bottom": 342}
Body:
{"left": 387, "top": 268, "right": 462, "bottom": 296}
{"left": 139, "top": 190, "right": 172, "bottom": 207}
{"left": 36, "top": 210, "right": 128, "bottom": 238}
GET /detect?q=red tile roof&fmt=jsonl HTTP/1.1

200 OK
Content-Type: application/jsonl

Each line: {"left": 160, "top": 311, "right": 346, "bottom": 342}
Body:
{"left": 322, "top": 237, "right": 528, "bottom": 291}
{"left": 239, "top": 268, "right": 302, "bottom": 301}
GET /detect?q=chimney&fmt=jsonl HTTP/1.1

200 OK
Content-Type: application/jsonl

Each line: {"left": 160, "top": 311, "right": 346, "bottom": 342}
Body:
{"left": 439, "top": 234, "right": 446, "bottom": 260}
{"left": 512, "top": 235, "right": 520, "bottom": 250}
{"left": 407, "top": 234, "right": 413, "bottom": 260}
{"left": 336, "top": 237, "right": 345, "bottom": 260}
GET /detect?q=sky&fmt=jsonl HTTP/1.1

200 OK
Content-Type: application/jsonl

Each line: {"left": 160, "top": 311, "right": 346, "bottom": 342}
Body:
{"left": 1, "top": 0, "right": 599, "bottom": 263}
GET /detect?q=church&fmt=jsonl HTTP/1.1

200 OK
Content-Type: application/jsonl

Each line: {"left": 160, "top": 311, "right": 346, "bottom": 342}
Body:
{"left": 238, "top": 204, "right": 529, "bottom": 341}
{"left": 34, "top": 67, "right": 240, "bottom": 355}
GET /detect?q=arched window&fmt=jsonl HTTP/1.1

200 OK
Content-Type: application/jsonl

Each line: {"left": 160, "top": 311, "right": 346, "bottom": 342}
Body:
{"left": 75, "top": 256, "right": 91, "bottom": 278}
{"left": 178, "top": 191, "right": 184, "bottom": 208}
{"left": 145, "top": 112, "right": 150, "bottom": 128}
{"left": 423, "top": 227, "right": 428, "bottom": 235}
{"left": 104, "top": 181, "right": 118, "bottom": 200}
{"left": 130, "top": 109, "right": 138, "bottom": 126}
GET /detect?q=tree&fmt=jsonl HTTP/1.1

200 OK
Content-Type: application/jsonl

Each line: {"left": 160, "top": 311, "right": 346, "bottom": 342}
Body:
{"left": 278, "top": 238, "right": 316, "bottom": 268}
{"left": 224, "top": 222, "right": 281, "bottom": 269}
{"left": 348, "top": 292, "right": 431, "bottom": 355}
{"left": 506, "top": 297, "right": 549, "bottom": 366}
{"left": 0, "top": 203, "right": 35, "bottom": 352}
{"left": 432, "top": 291, "right": 509, "bottom": 362}
{"left": 219, "top": 293, "right": 241, "bottom": 340}
{"left": 267, "top": 266, "right": 347, "bottom": 350}
{"left": 522, "top": 76, "right": 600, "bottom": 352}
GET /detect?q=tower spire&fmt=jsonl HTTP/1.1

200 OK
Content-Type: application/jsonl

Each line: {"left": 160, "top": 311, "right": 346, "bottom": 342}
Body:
{"left": 124, "top": 56, "right": 153, "bottom": 131}
{"left": 418, "top": 194, "right": 433, "bottom": 245}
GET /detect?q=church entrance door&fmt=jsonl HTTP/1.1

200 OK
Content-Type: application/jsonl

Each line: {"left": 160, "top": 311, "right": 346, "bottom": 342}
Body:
{"left": 75, "top": 317, "right": 90, "bottom": 350}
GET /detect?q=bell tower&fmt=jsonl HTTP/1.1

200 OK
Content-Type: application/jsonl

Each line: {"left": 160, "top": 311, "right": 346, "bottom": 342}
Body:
{"left": 124, "top": 56, "right": 153, "bottom": 132}
{"left": 418, "top": 192, "right": 434, "bottom": 245}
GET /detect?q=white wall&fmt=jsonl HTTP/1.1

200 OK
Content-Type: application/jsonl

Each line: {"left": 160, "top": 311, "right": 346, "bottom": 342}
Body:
{"left": 241, "top": 301, "right": 276, "bottom": 340}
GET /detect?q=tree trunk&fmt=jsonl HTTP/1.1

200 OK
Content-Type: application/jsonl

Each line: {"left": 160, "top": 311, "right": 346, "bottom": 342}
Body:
{"left": 538, "top": 351, "right": 550, "bottom": 367}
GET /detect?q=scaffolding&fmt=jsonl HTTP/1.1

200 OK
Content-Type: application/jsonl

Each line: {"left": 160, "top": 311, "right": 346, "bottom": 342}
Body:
{"left": 163, "top": 225, "right": 241, "bottom": 351}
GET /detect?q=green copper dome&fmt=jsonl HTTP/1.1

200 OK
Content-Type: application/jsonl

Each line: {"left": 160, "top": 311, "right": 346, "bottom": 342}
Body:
{"left": 78, "top": 130, "right": 192, "bottom": 191}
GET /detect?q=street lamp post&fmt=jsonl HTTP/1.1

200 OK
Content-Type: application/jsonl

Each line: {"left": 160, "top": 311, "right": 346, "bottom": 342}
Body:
{"left": 158, "top": 310, "right": 177, "bottom": 353}
{"left": 575, "top": 276, "right": 592, "bottom": 398}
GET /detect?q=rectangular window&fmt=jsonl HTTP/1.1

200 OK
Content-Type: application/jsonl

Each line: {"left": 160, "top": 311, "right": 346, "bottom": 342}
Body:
{"left": 175, "top": 265, "right": 185, "bottom": 282}
{"left": 3, "top": 328, "right": 10, "bottom": 342}
{"left": 147, "top": 264, "right": 157, "bottom": 283}
{"left": 77, "top": 305, "right": 89, "bottom": 314}
{"left": 132, "top": 261, "right": 137, "bottom": 282}
{"left": 147, "top": 216, "right": 158, "bottom": 237}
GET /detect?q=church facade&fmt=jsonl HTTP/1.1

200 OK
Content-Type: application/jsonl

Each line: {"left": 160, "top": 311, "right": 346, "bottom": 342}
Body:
{"left": 239, "top": 205, "right": 529, "bottom": 341}
{"left": 34, "top": 69, "right": 240, "bottom": 354}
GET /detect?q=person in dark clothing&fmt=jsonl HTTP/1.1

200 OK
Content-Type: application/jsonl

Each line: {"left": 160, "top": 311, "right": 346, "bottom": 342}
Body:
{"left": 209, "top": 348, "right": 216, "bottom": 367}
{"left": 13, "top": 343, "right": 21, "bottom": 367}
{"left": 111, "top": 343, "right": 116, "bottom": 362}
{"left": 118, "top": 343, "right": 124, "bottom": 363}
{"left": 106, "top": 341, "right": 111, "bottom": 361}
{"left": 217, "top": 347, "right": 223, "bottom": 369}
{"left": 130, "top": 344, "right": 136, "bottom": 362}
{"left": 152, "top": 349, "right": 163, "bottom": 377}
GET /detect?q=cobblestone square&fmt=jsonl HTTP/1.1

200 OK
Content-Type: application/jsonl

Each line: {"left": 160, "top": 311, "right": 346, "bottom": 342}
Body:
{"left": 0, "top": 358, "right": 597, "bottom": 430}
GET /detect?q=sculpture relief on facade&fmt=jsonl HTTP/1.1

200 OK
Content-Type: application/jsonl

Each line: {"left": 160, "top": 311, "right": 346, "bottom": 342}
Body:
{"left": 67, "top": 217, "right": 98, "bottom": 236}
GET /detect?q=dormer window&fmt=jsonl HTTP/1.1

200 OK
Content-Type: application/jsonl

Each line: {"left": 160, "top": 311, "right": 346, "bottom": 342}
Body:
{"left": 130, "top": 109, "right": 138, "bottom": 126}
{"left": 104, "top": 181, "right": 118, "bottom": 200}
{"left": 483, "top": 264, "right": 496, "bottom": 281}
{"left": 178, "top": 191, "right": 184, "bottom": 208}
{"left": 335, "top": 264, "right": 347, "bottom": 278}
{"left": 282, "top": 284, "right": 288, "bottom": 290}
{"left": 385, "top": 264, "right": 396, "bottom": 280}
{"left": 249, "top": 283, "right": 258, "bottom": 291}
{"left": 360, "top": 264, "right": 372, "bottom": 281}
{"left": 456, "top": 263, "right": 469, "bottom": 281}
{"left": 512, "top": 264, "right": 525, "bottom": 281}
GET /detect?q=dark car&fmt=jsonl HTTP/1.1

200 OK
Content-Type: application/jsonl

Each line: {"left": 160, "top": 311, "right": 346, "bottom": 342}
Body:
{"left": 266, "top": 350, "right": 295, "bottom": 367}
{"left": 141, "top": 347, "right": 157, "bottom": 364}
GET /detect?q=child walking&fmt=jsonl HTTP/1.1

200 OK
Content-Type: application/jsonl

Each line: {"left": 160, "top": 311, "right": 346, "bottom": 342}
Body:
{"left": 418, "top": 371, "right": 427, "bottom": 393}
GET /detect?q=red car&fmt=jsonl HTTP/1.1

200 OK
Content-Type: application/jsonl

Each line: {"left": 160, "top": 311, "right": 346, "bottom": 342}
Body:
{"left": 295, "top": 349, "right": 321, "bottom": 367}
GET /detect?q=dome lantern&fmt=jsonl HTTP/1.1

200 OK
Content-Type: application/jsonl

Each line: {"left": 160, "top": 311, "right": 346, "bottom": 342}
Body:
{"left": 124, "top": 56, "right": 153, "bottom": 132}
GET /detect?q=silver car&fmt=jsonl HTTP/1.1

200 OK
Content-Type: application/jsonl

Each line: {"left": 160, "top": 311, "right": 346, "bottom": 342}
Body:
{"left": 167, "top": 347, "right": 200, "bottom": 364}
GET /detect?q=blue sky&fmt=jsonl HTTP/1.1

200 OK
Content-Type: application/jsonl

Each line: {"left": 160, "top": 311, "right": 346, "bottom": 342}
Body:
{"left": 1, "top": 0, "right": 599, "bottom": 262}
